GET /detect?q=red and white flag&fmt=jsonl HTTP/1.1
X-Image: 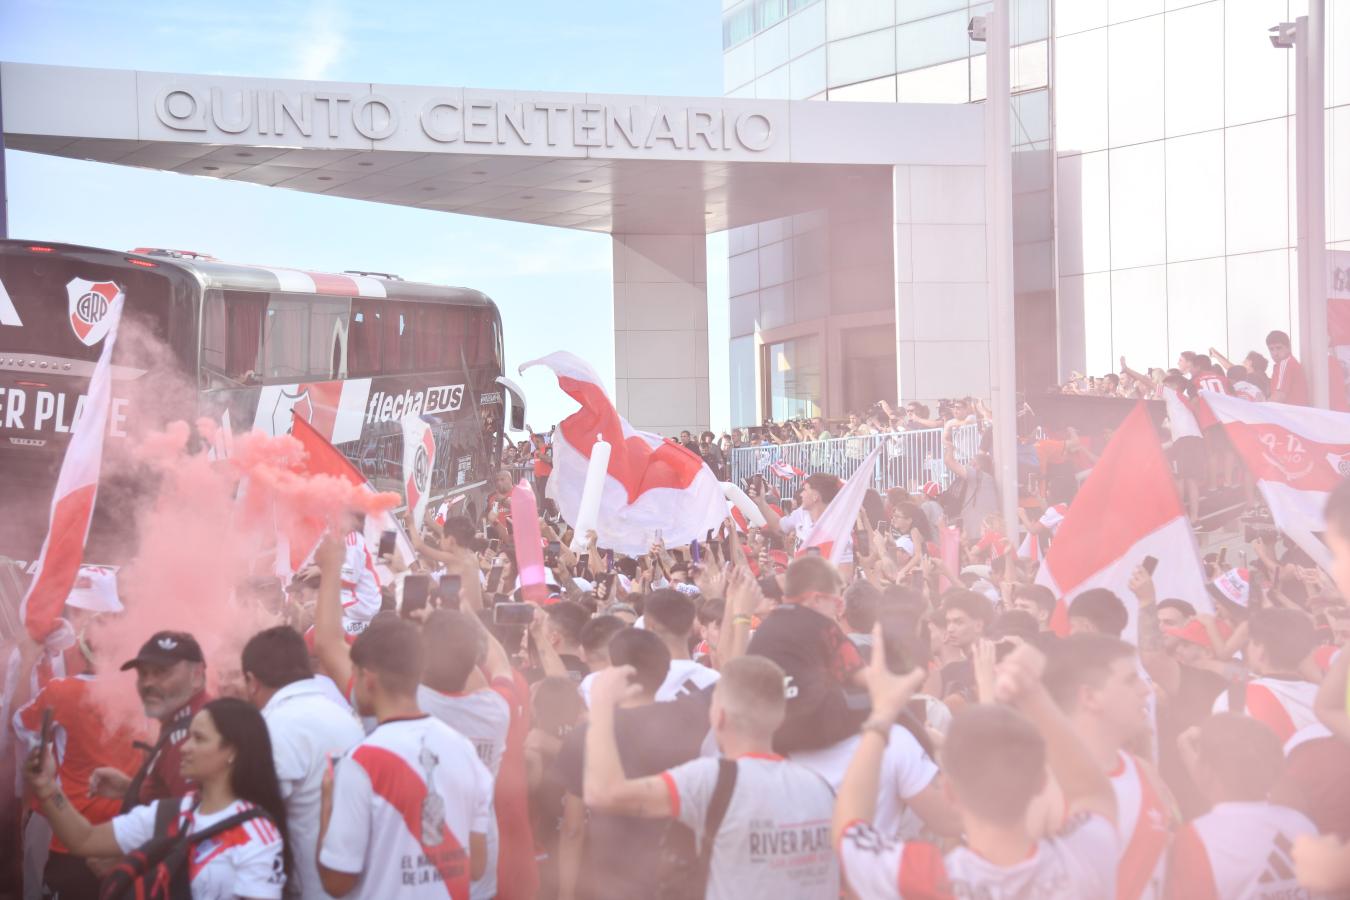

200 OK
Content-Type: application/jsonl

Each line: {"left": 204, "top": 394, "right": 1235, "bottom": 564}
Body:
{"left": 1202, "top": 390, "right": 1350, "bottom": 571}
{"left": 1036, "top": 403, "right": 1210, "bottom": 641}
{"left": 21, "top": 290, "right": 124, "bottom": 641}
{"left": 798, "top": 445, "right": 882, "bottom": 564}
{"left": 520, "top": 352, "right": 726, "bottom": 556}
{"left": 401, "top": 414, "right": 436, "bottom": 529}
{"left": 286, "top": 414, "right": 412, "bottom": 575}
{"left": 767, "top": 459, "right": 805, "bottom": 481}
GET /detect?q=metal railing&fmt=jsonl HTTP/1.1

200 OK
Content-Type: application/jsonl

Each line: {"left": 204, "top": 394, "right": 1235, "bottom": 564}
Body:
{"left": 728, "top": 424, "right": 983, "bottom": 496}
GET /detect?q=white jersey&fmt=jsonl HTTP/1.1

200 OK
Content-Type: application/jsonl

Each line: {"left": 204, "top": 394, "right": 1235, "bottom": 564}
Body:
{"left": 1212, "top": 677, "right": 1320, "bottom": 745}
{"left": 1110, "top": 752, "right": 1171, "bottom": 900}
{"left": 261, "top": 678, "right": 364, "bottom": 900}
{"left": 1166, "top": 802, "right": 1318, "bottom": 900}
{"left": 112, "top": 796, "right": 285, "bottom": 900}
{"left": 340, "top": 531, "right": 382, "bottom": 635}
{"left": 662, "top": 755, "right": 838, "bottom": 900}
{"left": 790, "top": 726, "right": 938, "bottom": 840}
{"left": 839, "top": 812, "right": 1117, "bottom": 900}
{"left": 319, "top": 715, "right": 493, "bottom": 900}
{"left": 416, "top": 683, "right": 511, "bottom": 900}
{"left": 1163, "top": 387, "right": 1202, "bottom": 440}
{"left": 780, "top": 507, "right": 854, "bottom": 563}
{"left": 656, "top": 659, "right": 720, "bottom": 703}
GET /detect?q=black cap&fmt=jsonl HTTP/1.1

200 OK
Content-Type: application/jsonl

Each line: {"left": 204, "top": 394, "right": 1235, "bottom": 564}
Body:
{"left": 120, "top": 631, "right": 205, "bottom": 671}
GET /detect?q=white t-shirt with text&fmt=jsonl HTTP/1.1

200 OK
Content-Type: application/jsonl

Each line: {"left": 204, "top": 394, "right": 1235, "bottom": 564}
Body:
{"left": 661, "top": 755, "right": 838, "bottom": 900}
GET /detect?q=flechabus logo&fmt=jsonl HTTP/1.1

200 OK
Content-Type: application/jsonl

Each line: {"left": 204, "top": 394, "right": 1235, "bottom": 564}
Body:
{"left": 365, "top": 384, "right": 464, "bottom": 423}
{"left": 66, "top": 278, "right": 123, "bottom": 346}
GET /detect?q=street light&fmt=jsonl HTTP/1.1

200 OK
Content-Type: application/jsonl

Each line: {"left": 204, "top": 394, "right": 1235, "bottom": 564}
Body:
{"left": 969, "top": 1, "right": 1020, "bottom": 553}
{"left": 1271, "top": 3, "right": 1328, "bottom": 408}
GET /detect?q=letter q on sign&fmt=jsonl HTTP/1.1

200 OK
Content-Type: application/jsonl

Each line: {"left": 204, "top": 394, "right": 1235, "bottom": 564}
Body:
{"left": 154, "top": 85, "right": 208, "bottom": 132}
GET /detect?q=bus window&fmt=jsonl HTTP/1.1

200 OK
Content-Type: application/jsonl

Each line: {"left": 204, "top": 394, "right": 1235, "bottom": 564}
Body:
{"left": 348, "top": 301, "right": 383, "bottom": 376}
{"left": 310, "top": 299, "right": 348, "bottom": 378}
{"left": 382, "top": 302, "right": 415, "bottom": 374}
{"left": 258, "top": 293, "right": 349, "bottom": 381}
{"left": 203, "top": 290, "right": 267, "bottom": 382}
{"left": 413, "top": 304, "right": 451, "bottom": 371}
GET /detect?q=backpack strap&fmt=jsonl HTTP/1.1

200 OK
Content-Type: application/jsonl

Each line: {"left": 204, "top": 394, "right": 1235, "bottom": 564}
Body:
{"left": 151, "top": 797, "right": 182, "bottom": 838}
{"left": 121, "top": 728, "right": 173, "bottom": 814}
{"left": 697, "top": 760, "right": 738, "bottom": 882}
{"left": 179, "top": 806, "right": 267, "bottom": 847}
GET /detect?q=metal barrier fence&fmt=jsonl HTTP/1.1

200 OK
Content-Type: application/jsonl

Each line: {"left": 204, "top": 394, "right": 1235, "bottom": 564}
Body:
{"left": 728, "top": 424, "right": 983, "bottom": 497}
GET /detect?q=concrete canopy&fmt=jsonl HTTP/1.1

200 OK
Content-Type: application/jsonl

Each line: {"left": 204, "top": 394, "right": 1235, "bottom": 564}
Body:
{"left": 1, "top": 62, "right": 981, "bottom": 234}
{"left": 1, "top": 62, "right": 992, "bottom": 436}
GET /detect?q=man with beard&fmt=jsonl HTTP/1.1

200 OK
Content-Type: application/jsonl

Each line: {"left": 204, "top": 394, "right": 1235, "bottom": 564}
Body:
{"left": 88, "top": 631, "right": 211, "bottom": 811}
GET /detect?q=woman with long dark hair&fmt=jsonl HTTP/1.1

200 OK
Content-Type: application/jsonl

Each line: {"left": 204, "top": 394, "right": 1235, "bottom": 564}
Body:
{"left": 26, "top": 696, "right": 290, "bottom": 899}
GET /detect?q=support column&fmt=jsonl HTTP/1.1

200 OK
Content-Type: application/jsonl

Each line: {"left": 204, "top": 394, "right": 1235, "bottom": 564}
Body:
{"left": 893, "top": 162, "right": 993, "bottom": 411}
{"left": 612, "top": 233, "right": 709, "bottom": 436}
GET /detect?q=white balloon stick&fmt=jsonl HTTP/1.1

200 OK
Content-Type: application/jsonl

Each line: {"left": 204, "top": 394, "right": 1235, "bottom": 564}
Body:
{"left": 722, "top": 481, "right": 766, "bottom": 528}
{"left": 571, "top": 438, "right": 612, "bottom": 550}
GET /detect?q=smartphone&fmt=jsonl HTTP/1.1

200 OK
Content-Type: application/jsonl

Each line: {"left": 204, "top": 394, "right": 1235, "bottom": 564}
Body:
{"left": 486, "top": 561, "right": 505, "bottom": 595}
{"left": 578, "top": 552, "right": 590, "bottom": 572}
{"left": 488, "top": 538, "right": 500, "bottom": 554}
{"left": 378, "top": 530, "right": 397, "bottom": 557}
{"left": 781, "top": 498, "right": 795, "bottom": 514}
{"left": 1142, "top": 555, "right": 1159, "bottom": 575}
{"left": 38, "top": 708, "right": 52, "bottom": 766}
{"left": 804, "top": 546, "right": 822, "bottom": 557}
{"left": 545, "top": 540, "right": 562, "bottom": 564}
{"left": 493, "top": 602, "right": 536, "bottom": 626}
{"left": 690, "top": 541, "right": 701, "bottom": 564}
{"left": 402, "top": 574, "right": 431, "bottom": 616}
{"left": 606, "top": 549, "right": 614, "bottom": 572}
{"left": 436, "top": 574, "right": 462, "bottom": 606}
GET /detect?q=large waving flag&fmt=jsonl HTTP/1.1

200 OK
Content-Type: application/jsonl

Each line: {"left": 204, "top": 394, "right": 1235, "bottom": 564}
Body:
{"left": 799, "top": 444, "right": 882, "bottom": 564}
{"left": 21, "top": 290, "right": 124, "bottom": 640}
{"left": 520, "top": 352, "right": 726, "bottom": 556}
{"left": 1035, "top": 403, "right": 1210, "bottom": 641}
{"left": 287, "top": 414, "right": 412, "bottom": 573}
{"left": 1202, "top": 391, "right": 1350, "bottom": 571}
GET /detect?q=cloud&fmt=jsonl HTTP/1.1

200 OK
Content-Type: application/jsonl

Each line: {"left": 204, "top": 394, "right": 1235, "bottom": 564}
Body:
{"left": 290, "top": 0, "right": 347, "bottom": 80}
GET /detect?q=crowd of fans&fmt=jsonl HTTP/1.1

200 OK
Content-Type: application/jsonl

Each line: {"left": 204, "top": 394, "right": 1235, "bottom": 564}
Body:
{"left": 6, "top": 418, "right": 1350, "bottom": 899}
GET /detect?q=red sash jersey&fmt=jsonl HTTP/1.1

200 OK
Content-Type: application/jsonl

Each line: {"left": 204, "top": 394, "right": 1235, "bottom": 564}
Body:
{"left": 1211, "top": 677, "right": 1320, "bottom": 744}
{"left": 320, "top": 714, "right": 494, "bottom": 900}
{"left": 1109, "top": 752, "right": 1172, "bottom": 900}
{"left": 15, "top": 675, "right": 145, "bottom": 852}
{"left": 1165, "top": 802, "right": 1317, "bottom": 900}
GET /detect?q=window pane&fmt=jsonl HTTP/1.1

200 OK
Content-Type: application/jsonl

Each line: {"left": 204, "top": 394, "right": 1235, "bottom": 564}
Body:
{"left": 896, "top": 9, "right": 971, "bottom": 73}
{"left": 1225, "top": 118, "right": 1290, "bottom": 255}
{"left": 1225, "top": 0, "right": 1289, "bottom": 127}
{"left": 383, "top": 302, "right": 415, "bottom": 373}
{"left": 1011, "top": 39, "right": 1048, "bottom": 93}
{"left": 1165, "top": 130, "right": 1225, "bottom": 261}
{"left": 790, "top": 46, "right": 827, "bottom": 98}
{"left": 758, "top": 0, "right": 789, "bottom": 30}
{"left": 1056, "top": 150, "right": 1112, "bottom": 275}
{"left": 1108, "top": 15, "right": 1164, "bottom": 146}
{"left": 261, "top": 296, "right": 310, "bottom": 380}
{"left": 828, "top": 28, "right": 897, "bottom": 87}
{"left": 827, "top": 0, "right": 894, "bottom": 40}
{"left": 308, "top": 298, "right": 349, "bottom": 379}
{"left": 895, "top": 58, "right": 970, "bottom": 103}
{"left": 827, "top": 74, "right": 898, "bottom": 101}
{"left": 1226, "top": 250, "right": 1291, "bottom": 363}
{"left": 1012, "top": 88, "right": 1051, "bottom": 145}
{"left": 1053, "top": 28, "right": 1108, "bottom": 153}
{"left": 1164, "top": 1, "right": 1224, "bottom": 137}
{"left": 729, "top": 335, "right": 758, "bottom": 426}
{"left": 1167, "top": 258, "right": 1227, "bottom": 364}
{"left": 1110, "top": 265, "right": 1167, "bottom": 374}
{"left": 1055, "top": 0, "right": 1106, "bottom": 36}
{"left": 1108, "top": 142, "right": 1166, "bottom": 269}
{"left": 790, "top": 1, "right": 826, "bottom": 55}
{"left": 1012, "top": 0, "right": 1049, "bottom": 44}
{"left": 723, "top": 2, "right": 756, "bottom": 48}
{"left": 766, "top": 335, "right": 822, "bottom": 420}
{"left": 1109, "top": 0, "right": 1163, "bottom": 25}
{"left": 348, "top": 302, "right": 383, "bottom": 376}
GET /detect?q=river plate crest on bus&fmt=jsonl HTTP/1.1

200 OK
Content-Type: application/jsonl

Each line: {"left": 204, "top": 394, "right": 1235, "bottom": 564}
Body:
{"left": 66, "top": 278, "right": 122, "bottom": 346}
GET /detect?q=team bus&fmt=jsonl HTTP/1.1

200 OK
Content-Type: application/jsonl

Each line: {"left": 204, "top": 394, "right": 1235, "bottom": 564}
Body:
{"left": 0, "top": 239, "right": 524, "bottom": 563}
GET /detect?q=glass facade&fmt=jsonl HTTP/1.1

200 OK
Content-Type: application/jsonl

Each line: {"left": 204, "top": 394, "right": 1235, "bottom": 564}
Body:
{"left": 765, "top": 335, "right": 824, "bottom": 419}
{"left": 725, "top": 0, "right": 1349, "bottom": 424}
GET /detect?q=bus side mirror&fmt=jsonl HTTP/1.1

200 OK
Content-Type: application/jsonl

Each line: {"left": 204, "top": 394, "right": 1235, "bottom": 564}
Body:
{"left": 497, "top": 376, "right": 527, "bottom": 433}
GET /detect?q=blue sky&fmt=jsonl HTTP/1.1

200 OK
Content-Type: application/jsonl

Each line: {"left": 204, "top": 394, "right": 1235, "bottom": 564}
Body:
{"left": 0, "top": 0, "right": 732, "bottom": 432}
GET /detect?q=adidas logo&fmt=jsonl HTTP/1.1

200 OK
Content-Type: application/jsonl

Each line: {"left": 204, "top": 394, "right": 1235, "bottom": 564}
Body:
{"left": 1257, "top": 832, "right": 1296, "bottom": 885}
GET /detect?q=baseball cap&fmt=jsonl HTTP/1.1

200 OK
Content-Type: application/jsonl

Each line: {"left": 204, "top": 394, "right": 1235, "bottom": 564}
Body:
{"left": 1207, "top": 568, "right": 1250, "bottom": 608}
{"left": 119, "top": 631, "right": 205, "bottom": 671}
{"left": 921, "top": 482, "right": 941, "bottom": 499}
{"left": 1166, "top": 619, "right": 1215, "bottom": 650}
